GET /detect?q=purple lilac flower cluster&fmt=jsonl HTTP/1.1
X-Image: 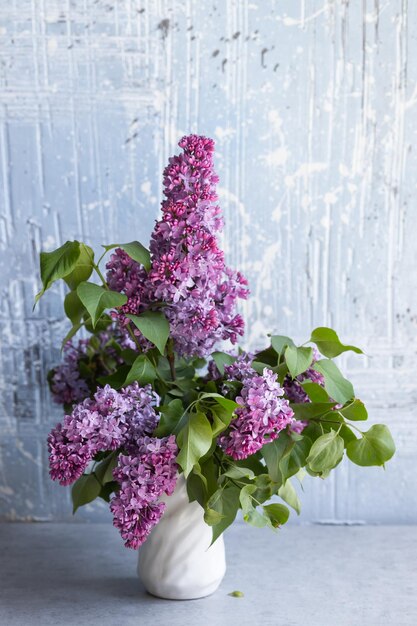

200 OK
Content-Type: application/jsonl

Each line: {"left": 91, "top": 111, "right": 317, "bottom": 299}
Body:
{"left": 218, "top": 355, "right": 295, "bottom": 460}
{"left": 106, "top": 135, "right": 249, "bottom": 357}
{"left": 110, "top": 435, "right": 178, "bottom": 549}
{"left": 283, "top": 349, "right": 325, "bottom": 404}
{"left": 47, "top": 383, "right": 159, "bottom": 486}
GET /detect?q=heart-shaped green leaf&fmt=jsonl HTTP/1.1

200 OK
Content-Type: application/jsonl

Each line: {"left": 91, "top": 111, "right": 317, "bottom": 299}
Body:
{"left": 127, "top": 311, "right": 170, "bottom": 355}
{"left": 310, "top": 327, "right": 363, "bottom": 358}
{"left": 346, "top": 425, "right": 395, "bottom": 466}
{"left": 77, "top": 282, "right": 127, "bottom": 328}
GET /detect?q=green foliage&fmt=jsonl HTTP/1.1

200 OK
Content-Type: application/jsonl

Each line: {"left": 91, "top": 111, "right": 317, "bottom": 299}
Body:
{"left": 346, "top": 425, "right": 395, "bottom": 466}
{"left": 127, "top": 311, "right": 170, "bottom": 355}
{"left": 35, "top": 241, "right": 82, "bottom": 304}
{"left": 279, "top": 436, "right": 311, "bottom": 482}
{"left": 228, "top": 591, "right": 244, "bottom": 598}
{"left": 262, "top": 431, "right": 312, "bottom": 484}
{"left": 77, "top": 282, "right": 127, "bottom": 328}
{"left": 278, "top": 479, "right": 301, "bottom": 514}
{"left": 261, "top": 435, "right": 289, "bottom": 483}
{"left": 306, "top": 431, "right": 345, "bottom": 473}
{"left": 262, "top": 503, "right": 290, "bottom": 528}
{"left": 64, "top": 290, "right": 86, "bottom": 325}
{"left": 63, "top": 243, "right": 94, "bottom": 290}
{"left": 222, "top": 465, "right": 255, "bottom": 480}
{"left": 271, "top": 335, "right": 295, "bottom": 357}
{"left": 124, "top": 354, "right": 157, "bottom": 386}
{"left": 290, "top": 402, "right": 336, "bottom": 421}
{"left": 208, "top": 484, "right": 241, "bottom": 544}
{"left": 176, "top": 411, "right": 213, "bottom": 477}
{"left": 284, "top": 345, "right": 314, "bottom": 378}
{"left": 309, "top": 327, "right": 363, "bottom": 358}
{"left": 71, "top": 473, "right": 101, "bottom": 513}
{"left": 211, "top": 351, "right": 236, "bottom": 375}
{"left": 103, "top": 241, "right": 151, "bottom": 271}
{"left": 154, "top": 399, "right": 184, "bottom": 437}
{"left": 337, "top": 399, "right": 368, "bottom": 421}
{"left": 35, "top": 236, "right": 395, "bottom": 544}
{"left": 300, "top": 381, "right": 330, "bottom": 402}
{"left": 94, "top": 452, "right": 118, "bottom": 485}
{"left": 312, "top": 359, "right": 355, "bottom": 404}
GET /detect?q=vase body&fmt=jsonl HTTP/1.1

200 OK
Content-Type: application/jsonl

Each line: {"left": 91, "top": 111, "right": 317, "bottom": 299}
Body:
{"left": 137, "top": 476, "right": 226, "bottom": 600}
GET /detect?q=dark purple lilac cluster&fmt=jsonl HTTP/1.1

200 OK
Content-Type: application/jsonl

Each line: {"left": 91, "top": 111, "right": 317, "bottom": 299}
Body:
{"left": 218, "top": 355, "right": 295, "bottom": 460}
{"left": 106, "top": 135, "right": 248, "bottom": 357}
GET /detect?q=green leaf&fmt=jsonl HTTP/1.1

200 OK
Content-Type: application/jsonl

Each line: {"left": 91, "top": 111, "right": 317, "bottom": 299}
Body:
{"left": 84, "top": 313, "right": 112, "bottom": 333}
{"left": 211, "top": 351, "right": 236, "bottom": 375}
{"left": 306, "top": 431, "right": 344, "bottom": 472}
{"left": 71, "top": 473, "right": 101, "bottom": 513}
{"left": 154, "top": 399, "right": 184, "bottom": 437}
{"left": 252, "top": 474, "right": 275, "bottom": 504}
{"left": 262, "top": 503, "right": 290, "bottom": 527}
{"left": 94, "top": 452, "right": 118, "bottom": 485}
{"left": 208, "top": 485, "right": 241, "bottom": 544}
{"left": 103, "top": 241, "right": 151, "bottom": 271}
{"left": 310, "top": 327, "right": 363, "bottom": 358}
{"left": 61, "top": 322, "right": 82, "bottom": 349}
{"left": 261, "top": 434, "right": 290, "bottom": 483}
{"left": 271, "top": 335, "right": 295, "bottom": 356}
{"left": 253, "top": 346, "right": 279, "bottom": 367}
{"left": 77, "top": 282, "right": 127, "bottom": 328}
{"left": 35, "top": 240, "right": 81, "bottom": 304}
{"left": 199, "top": 392, "right": 239, "bottom": 414}
{"left": 290, "top": 402, "right": 336, "bottom": 421}
{"left": 284, "top": 346, "right": 314, "bottom": 378}
{"left": 278, "top": 479, "right": 301, "bottom": 515}
{"left": 239, "top": 485, "right": 268, "bottom": 528}
{"left": 346, "top": 424, "right": 395, "bottom": 467}
{"left": 204, "top": 508, "right": 225, "bottom": 526}
{"left": 97, "top": 481, "right": 119, "bottom": 503}
{"left": 339, "top": 424, "right": 357, "bottom": 446}
{"left": 63, "top": 243, "right": 94, "bottom": 289}
{"left": 222, "top": 465, "right": 255, "bottom": 480}
{"left": 64, "top": 290, "right": 86, "bottom": 325}
{"left": 280, "top": 436, "right": 312, "bottom": 482}
{"left": 338, "top": 399, "right": 368, "bottom": 421}
{"left": 97, "top": 365, "right": 131, "bottom": 389}
{"left": 300, "top": 381, "right": 330, "bottom": 402}
{"left": 187, "top": 457, "right": 218, "bottom": 508}
{"left": 210, "top": 405, "right": 234, "bottom": 437}
{"left": 313, "top": 359, "right": 355, "bottom": 404}
{"left": 127, "top": 311, "right": 169, "bottom": 355}
{"left": 176, "top": 411, "right": 213, "bottom": 477}
{"left": 228, "top": 591, "right": 244, "bottom": 598}
{"left": 124, "top": 355, "right": 157, "bottom": 386}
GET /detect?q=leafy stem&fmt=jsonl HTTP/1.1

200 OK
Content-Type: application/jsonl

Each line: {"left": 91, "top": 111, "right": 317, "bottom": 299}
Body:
{"left": 93, "top": 263, "right": 108, "bottom": 288}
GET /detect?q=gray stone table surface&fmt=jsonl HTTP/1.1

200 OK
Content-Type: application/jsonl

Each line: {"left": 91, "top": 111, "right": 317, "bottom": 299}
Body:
{"left": 0, "top": 523, "right": 416, "bottom": 626}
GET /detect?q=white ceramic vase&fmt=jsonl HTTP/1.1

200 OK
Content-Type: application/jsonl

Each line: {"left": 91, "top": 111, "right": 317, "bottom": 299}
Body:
{"left": 137, "top": 475, "right": 226, "bottom": 600}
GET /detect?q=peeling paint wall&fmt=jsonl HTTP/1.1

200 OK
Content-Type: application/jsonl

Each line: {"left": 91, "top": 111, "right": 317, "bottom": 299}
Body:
{"left": 0, "top": 1, "right": 416, "bottom": 523}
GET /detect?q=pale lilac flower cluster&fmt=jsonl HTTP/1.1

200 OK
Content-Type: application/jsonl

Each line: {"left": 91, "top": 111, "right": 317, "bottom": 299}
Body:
{"left": 106, "top": 135, "right": 248, "bottom": 357}
{"left": 110, "top": 435, "right": 178, "bottom": 549}
{"left": 218, "top": 355, "right": 295, "bottom": 460}
{"left": 283, "top": 349, "right": 325, "bottom": 404}
{"left": 47, "top": 383, "right": 159, "bottom": 486}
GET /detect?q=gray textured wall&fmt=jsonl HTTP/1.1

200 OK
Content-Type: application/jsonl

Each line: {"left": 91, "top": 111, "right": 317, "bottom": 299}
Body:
{"left": 0, "top": 0, "right": 416, "bottom": 524}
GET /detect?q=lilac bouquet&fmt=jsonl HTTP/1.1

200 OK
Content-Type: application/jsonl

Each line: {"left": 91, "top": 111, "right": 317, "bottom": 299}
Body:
{"left": 37, "top": 135, "right": 395, "bottom": 549}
